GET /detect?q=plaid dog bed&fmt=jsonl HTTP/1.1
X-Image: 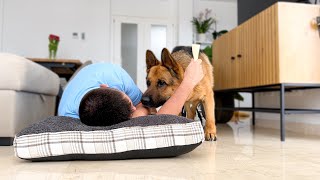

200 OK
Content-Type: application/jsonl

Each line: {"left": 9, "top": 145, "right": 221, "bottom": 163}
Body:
{"left": 14, "top": 115, "right": 204, "bottom": 161}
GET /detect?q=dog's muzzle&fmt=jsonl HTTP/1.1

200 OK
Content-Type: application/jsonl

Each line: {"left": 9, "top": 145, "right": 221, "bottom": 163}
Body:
{"left": 141, "top": 95, "right": 167, "bottom": 108}
{"left": 141, "top": 96, "right": 153, "bottom": 107}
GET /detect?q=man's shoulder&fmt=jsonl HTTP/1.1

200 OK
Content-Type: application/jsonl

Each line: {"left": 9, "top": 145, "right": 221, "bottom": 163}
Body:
{"left": 84, "top": 63, "right": 122, "bottom": 71}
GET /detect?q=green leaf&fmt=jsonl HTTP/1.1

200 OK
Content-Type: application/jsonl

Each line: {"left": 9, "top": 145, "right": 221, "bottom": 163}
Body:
{"left": 191, "top": 17, "right": 214, "bottom": 33}
{"left": 203, "top": 46, "right": 212, "bottom": 63}
{"left": 212, "top": 30, "right": 228, "bottom": 40}
{"left": 234, "top": 93, "right": 244, "bottom": 101}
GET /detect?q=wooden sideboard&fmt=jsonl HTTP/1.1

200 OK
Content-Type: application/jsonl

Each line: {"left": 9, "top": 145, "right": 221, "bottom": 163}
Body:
{"left": 213, "top": 2, "right": 320, "bottom": 90}
{"left": 212, "top": 2, "right": 320, "bottom": 141}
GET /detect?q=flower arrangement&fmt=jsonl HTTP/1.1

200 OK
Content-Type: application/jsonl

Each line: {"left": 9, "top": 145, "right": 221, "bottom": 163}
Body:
{"left": 191, "top": 9, "right": 216, "bottom": 34}
{"left": 48, "top": 34, "right": 60, "bottom": 59}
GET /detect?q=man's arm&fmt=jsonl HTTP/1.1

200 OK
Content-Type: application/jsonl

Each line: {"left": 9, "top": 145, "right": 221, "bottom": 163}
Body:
{"left": 157, "top": 59, "right": 203, "bottom": 115}
{"left": 156, "top": 80, "right": 193, "bottom": 115}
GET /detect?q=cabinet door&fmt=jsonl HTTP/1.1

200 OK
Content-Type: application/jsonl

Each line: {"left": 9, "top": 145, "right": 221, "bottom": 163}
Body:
{"left": 229, "top": 29, "right": 239, "bottom": 89}
{"left": 237, "top": 23, "right": 250, "bottom": 88}
{"left": 213, "top": 33, "right": 228, "bottom": 90}
{"left": 213, "top": 30, "right": 238, "bottom": 90}
{"left": 238, "top": 5, "right": 278, "bottom": 88}
{"left": 237, "top": 17, "right": 257, "bottom": 88}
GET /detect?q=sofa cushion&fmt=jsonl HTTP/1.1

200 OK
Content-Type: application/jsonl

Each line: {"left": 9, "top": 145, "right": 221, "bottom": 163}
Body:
{"left": 14, "top": 115, "right": 204, "bottom": 161}
{"left": 0, "top": 53, "right": 59, "bottom": 95}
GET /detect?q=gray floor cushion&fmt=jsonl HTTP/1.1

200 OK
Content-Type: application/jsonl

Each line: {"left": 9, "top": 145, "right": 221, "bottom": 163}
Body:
{"left": 14, "top": 115, "right": 204, "bottom": 161}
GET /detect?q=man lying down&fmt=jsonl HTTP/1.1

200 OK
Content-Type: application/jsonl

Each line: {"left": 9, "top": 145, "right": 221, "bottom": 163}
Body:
{"left": 58, "top": 60, "right": 203, "bottom": 126}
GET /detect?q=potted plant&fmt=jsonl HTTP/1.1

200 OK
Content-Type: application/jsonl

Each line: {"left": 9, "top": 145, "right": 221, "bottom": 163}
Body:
{"left": 48, "top": 34, "right": 60, "bottom": 59}
{"left": 191, "top": 9, "right": 215, "bottom": 42}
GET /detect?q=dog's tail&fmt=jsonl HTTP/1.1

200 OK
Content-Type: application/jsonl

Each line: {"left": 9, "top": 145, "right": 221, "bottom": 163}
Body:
{"left": 233, "top": 111, "right": 250, "bottom": 118}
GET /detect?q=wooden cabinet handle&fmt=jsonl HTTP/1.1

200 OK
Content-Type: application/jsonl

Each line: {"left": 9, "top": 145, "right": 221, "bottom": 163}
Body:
{"left": 231, "top": 56, "right": 235, "bottom": 60}
{"left": 237, "top": 54, "right": 242, "bottom": 58}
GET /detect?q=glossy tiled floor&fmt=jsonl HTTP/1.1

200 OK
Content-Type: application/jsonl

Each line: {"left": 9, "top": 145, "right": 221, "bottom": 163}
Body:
{"left": 1, "top": 118, "right": 320, "bottom": 180}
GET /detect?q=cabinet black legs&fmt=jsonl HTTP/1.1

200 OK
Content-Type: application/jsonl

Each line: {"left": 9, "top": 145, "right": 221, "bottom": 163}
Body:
{"left": 215, "top": 83, "right": 320, "bottom": 141}
{"left": 280, "top": 84, "right": 285, "bottom": 141}
{"left": 252, "top": 92, "right": 255, "bottom": 126}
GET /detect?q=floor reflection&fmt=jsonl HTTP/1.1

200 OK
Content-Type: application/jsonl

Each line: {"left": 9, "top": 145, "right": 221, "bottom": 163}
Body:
{"left": 227, "top": 119, "right": 253, "bottom": 145}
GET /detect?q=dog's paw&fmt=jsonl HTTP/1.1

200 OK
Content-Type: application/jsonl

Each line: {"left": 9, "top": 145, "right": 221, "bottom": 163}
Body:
{"left": 205, "top": 133, "right": 217, "bottom": 141}
{"left": 204, "top": 126, "right": 217, "bottom": 141}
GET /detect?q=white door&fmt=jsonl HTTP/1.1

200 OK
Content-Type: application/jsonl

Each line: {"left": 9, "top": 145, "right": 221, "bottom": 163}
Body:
{"left": 111, "top": 16, "right": 175, "bottom": 92}
{"left": 0, "top": 0, "right": 3, "bottom": 51}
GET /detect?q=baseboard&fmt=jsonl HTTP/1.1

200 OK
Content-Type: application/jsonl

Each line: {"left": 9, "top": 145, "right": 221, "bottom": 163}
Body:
{"left": 0, "top": 137, "right": 14, "bottom": 146}
{"left": 256, "top": 118, "right": 320, "bottom": 136}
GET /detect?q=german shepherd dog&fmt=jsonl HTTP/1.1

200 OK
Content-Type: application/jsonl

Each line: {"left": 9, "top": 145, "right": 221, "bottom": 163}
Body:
{"left": 141, "top": 46, "right": 216, "bottom": 141}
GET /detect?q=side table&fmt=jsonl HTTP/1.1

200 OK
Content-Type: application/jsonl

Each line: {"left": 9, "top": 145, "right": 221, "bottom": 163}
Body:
{"left": 27, "top": 58, "right": 83, "bottom": 81}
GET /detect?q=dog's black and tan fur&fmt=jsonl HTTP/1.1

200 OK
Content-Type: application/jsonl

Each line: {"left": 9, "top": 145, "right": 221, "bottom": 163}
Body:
{"left": 142, "top": 46, "right": 216, "bottom": 141}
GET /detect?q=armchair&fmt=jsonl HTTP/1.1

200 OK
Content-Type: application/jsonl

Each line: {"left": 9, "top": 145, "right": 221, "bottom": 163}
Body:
{"left": 0, "top": 53, "right": 60, "bottom": 145}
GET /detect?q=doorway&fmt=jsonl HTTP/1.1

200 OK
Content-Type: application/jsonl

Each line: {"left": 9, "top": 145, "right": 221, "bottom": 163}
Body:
{"left": 121, "top": 23, "right": 138, "bottom": 83}
{"left": 111, "top": 16, "right": 175, "bottom": 91}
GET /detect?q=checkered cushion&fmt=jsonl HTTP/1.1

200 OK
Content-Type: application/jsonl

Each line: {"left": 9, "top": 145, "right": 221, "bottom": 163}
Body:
{"left": 14, "top": 115, "right": 204, "bottom": 161}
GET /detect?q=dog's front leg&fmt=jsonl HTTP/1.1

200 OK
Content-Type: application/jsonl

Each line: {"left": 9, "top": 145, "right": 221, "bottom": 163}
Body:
{"left": 187, "top": 101, "right": 200, "bottom": 120}
{"left": 184, "top": 102, "right": 192, "bottom": 118}
{"left": 184, "top": 101, "right": 199, "bottom": 119}
{"left": 203, "top": 91, "right": 217, "bottom": 141}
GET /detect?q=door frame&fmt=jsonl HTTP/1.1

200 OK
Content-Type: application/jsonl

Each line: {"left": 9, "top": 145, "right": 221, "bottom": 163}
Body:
{"left": 0, "top": 0, "right": 4, "bottom": 51}
{"left": 110, "top": 15, "right": 176, "bottom": 91}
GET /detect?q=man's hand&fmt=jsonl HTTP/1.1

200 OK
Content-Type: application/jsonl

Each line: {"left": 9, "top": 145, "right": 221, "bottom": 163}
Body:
{"left": 100, "top": 84, "right": 108, "bottom": 88}
{"left": 183, "top": 59, "right": 204, "bottom": 87}
{"left": 131, "top": 103, "right": 149, "bottom": 118}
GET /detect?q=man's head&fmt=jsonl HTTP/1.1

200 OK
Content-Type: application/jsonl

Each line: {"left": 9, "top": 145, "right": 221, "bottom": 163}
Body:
{"left": 79, "top": 87, "right": 135, "bottom": 126}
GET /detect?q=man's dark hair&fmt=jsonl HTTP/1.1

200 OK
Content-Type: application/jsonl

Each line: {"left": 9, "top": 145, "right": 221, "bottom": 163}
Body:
{"left": 79, "top": 88, "right": 133, "bottom": 126}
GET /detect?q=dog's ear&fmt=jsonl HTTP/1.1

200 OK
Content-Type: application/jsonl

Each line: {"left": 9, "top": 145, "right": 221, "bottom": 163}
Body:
{"left": 161, "top": 48, "right": 180, "bottom": 77}
{"left": 146, "top": 50, "right": 160, "bottom": 72}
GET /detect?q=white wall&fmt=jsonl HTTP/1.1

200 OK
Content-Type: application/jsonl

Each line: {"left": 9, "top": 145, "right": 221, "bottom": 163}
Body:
{"left": 1, "top": 0, "right": 110, "bottom": 62}
{"left": 0, "top": 0, "right": 237, "bottom": 62}
{"left": 0, "top": 0, "right": 193, "bottom": 62}
{"left": 193, "top": 0, "right": 238, "bottom": 42}
{"left": 111, "top": 0, "right": 176, "bottom": 19}
{"left": 178, "top": 0, "right": 193, "bottom": 46}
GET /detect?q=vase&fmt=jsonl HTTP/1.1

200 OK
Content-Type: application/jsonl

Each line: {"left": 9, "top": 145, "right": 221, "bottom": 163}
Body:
{"left": 197, "top": 33, "right": 206, "bottom": 43}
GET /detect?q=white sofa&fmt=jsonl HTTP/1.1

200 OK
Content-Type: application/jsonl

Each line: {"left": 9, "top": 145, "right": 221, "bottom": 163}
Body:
{"left": 0, "top": 53, "right": 60, "bottom": 145}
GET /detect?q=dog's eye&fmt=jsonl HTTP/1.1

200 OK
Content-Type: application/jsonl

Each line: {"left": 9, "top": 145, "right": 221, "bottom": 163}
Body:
{"left": 146, "top": 80, "right": 151, "bottom": 87}
{"left": 157, "top": 80, "right": 167, "bottom": 87}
